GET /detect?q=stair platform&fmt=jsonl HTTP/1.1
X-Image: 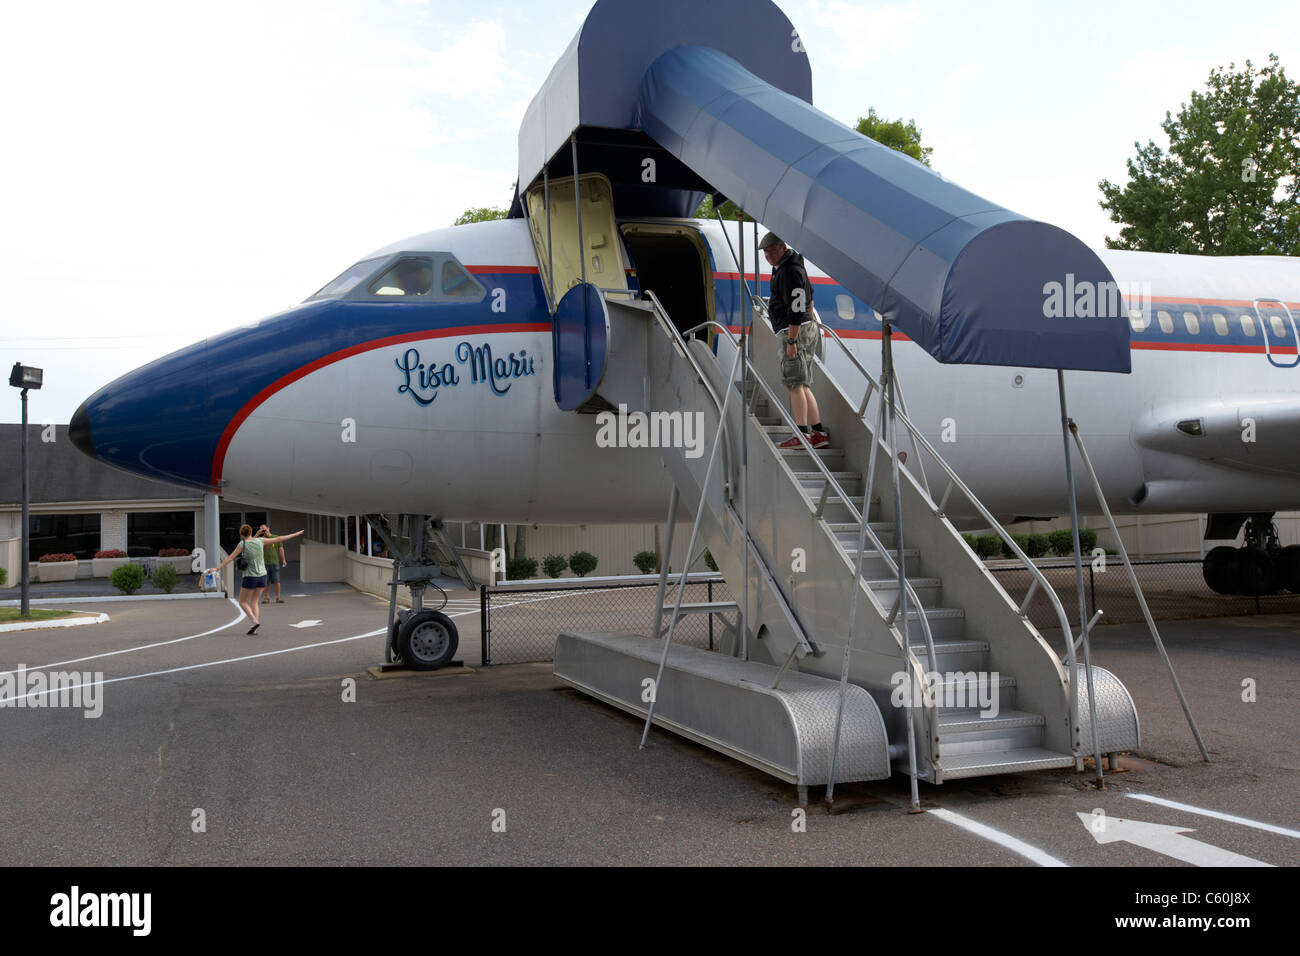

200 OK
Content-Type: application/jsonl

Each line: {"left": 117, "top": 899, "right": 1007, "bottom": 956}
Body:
{"left": 554, "top": 631, "right": 892, "bottom": 799}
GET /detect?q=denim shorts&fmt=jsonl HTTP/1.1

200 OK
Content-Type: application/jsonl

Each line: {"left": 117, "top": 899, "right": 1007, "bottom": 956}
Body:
{"left": 241, "top": 574, "right": 268, "bottom": 590}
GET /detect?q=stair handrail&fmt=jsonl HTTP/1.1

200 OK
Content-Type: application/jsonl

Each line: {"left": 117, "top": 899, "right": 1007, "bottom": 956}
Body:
{"left": 815, "top": 323, "right": 1078, "bottom": 662}
{"left": 638, "top": 291, "right": 816, "bottom": 657}
{"left": 675, "top": 316, "right": 943, "bottom": 687}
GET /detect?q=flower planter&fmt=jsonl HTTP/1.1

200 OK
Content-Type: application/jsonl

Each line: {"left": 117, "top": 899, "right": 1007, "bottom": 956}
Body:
{"left": 92, "top": 557, "right": 130, "bottom": 578}
{"left": 162, "top": 555, "right": 195, "bottom": 575}
{"left": 38, "top": 560, "right": 78, "bottom": 583}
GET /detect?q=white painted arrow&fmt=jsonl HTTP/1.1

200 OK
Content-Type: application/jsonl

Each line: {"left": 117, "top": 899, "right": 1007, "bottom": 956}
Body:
{"left": 289, "top": 620, "right": 323, "bottom": 629}
{"left": 1076, "top": 812, "right": 1273, "bottom": 867}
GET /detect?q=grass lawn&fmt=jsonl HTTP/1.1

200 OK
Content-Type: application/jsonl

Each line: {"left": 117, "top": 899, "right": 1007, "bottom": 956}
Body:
{"left": 0, "top": 608, "right": 76, "bottom": 623}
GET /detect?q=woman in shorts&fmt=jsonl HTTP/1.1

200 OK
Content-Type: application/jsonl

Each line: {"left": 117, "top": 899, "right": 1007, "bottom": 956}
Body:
{"left": 207, "top": 524, "right": 304, "bottom": 634}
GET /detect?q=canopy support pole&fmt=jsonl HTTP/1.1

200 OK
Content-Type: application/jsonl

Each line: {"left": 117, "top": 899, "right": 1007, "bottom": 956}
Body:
{"left": 1058, "top": 370, "right": 1105, "bottom": 787}
{"left": 1066, "top": 419, "right": 1211, "bottom": 762}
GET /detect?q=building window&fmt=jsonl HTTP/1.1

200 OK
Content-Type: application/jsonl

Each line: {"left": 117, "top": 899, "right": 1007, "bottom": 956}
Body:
{"left": 28, "top": 513, "right": 101, "bottom": 561}
{"left": 128, "top": 511, "right": 195, "bottom": 558}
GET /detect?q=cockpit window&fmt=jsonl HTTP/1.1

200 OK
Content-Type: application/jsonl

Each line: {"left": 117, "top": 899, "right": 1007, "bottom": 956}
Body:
{"left": 441, "top": 260, "right": 479, "bottom": 298}
{"left": 307, "top": 257, "right": 384, "bottom": 300}
{"left": 370, "top": 257, "right": 435, "bottom": 296}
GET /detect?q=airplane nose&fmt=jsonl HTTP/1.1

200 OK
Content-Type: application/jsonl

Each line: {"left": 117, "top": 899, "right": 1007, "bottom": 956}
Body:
{"left": 68, "top": 400, "right": 95, "bottom": 460}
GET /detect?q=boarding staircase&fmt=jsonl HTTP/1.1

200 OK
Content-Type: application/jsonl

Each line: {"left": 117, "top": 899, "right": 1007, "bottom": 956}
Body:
{"left": 552, "top": 283, "right": 1139, "bottom": 799}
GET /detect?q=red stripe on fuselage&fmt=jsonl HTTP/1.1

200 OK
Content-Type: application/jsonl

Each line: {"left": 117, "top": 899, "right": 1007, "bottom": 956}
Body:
{"left": 209, "top": 322, "right": 550, "bottom": 489}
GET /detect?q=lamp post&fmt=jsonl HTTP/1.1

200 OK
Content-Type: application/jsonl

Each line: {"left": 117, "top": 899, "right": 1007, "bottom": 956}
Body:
{"left": 9, "top": 363, "right": 43, "bottom": 618}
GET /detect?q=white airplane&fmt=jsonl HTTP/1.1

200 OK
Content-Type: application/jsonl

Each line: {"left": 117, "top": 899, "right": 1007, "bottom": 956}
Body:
{"left": 65, "top": 0, "right": 1291, "bottom": 793}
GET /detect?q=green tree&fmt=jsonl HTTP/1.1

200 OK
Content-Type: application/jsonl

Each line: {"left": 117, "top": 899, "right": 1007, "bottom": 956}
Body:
{"left": 855, "top": 108, "right": 933, "bottom": 166}
{"left": 1099, "top": 55, "right": 1300, "bottom": 256}
{"left": 692, "top": 193, "right": 753, "bottom": 221}
{"left": 454, "top": 206, "right": 509, "bottom": 225}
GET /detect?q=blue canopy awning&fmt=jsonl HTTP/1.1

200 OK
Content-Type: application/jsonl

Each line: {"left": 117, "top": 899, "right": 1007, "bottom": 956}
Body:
{"left": 639, "top": 45, "right": 1131, "bottom": 373}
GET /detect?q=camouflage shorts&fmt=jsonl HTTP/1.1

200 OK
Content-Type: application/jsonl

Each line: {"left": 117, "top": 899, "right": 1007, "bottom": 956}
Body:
{"left": 778, "top": 321, "right": 819, "bottom": 388}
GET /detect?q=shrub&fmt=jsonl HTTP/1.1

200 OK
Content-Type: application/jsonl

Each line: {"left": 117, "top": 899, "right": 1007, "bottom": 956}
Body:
{"left": 110, "top": 563, "right": 145, "bottom": 595}
{"left": 704, "top": 550, "right": 718, "bottom": 572}
{"left": 39, "top": 553, "right": 77, "bottom": 563}
{"left": 569, "top": 551, "right": 598, "bottom": 577}
{"left": 94, "top": 549, "right": 128, "bottom": 559}
{"left": 1079, "top": 529, "right": 1098, "bottom": 553}
{"left": 1047, "top": 529, "right": 1076, "bottom": 556}
{"left": 158, "top": 547, "right": 190, "bottom": 558}
{"left": 974, "top": 534, "right": 1002, "bottom": 560}
{"left": 633, "top": 550, "right": 659, "bottom": 574}
{"left": 542, "top": 553, "right": 568, "bottom": 578}
{"left": 1025, "top": 534, "right": 1049, "bottom": 558}
{"left": 152, "top": 562, "right": 178, "bottom": 593}
{"left": 1002, "top": 533, "right": 1029, "bottom": 558}
{"left": 0, "top": 567, "right": 6, "bottom": 586}
{"left": 506, "top": 556, "right": 538, "bottom": 580}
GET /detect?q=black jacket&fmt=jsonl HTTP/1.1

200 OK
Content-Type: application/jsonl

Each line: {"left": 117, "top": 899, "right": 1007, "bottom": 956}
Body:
{"left": 767, "top": 249, "right": 813, "bottom": 335}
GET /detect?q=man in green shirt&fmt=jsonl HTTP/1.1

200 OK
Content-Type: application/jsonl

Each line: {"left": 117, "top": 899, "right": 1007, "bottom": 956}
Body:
{"left": 257, "top": 525, "right": 288, "bottom": 604}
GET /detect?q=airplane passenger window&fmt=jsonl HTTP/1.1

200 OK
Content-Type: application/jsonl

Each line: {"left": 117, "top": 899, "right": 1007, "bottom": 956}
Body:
{"left": 1183, "top": 311, "right": 1200, "bottom": 334}
{"left": 836, "top": 294, "right": 855, "bottom": 321}
{"left": 370, "top": 257, "right": 434, "bottom": 296}
{"left": 1240, "top": 314, "right": 1257, "bottom": 336}
{"left": 441, "top": 260, "right": 480, "bottom": 299}
{"left": 1128, "top": 309, "right": 1149, "bottom": 332}
{"left": 1157, "top": 310, "right": 1174, "bottom": 333}
{"left": 1211, "top": 312, "right": 1228, "bottom": 335}
{"left": 1269, "top": 315, "right": 1288, "bottom": 338}
{"left": 307, "top": 257, "right": 384, "bottom": 300}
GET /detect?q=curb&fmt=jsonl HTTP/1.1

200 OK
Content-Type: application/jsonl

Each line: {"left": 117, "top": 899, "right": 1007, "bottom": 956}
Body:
{"left": 0, "top": 592, "right": 227, "bottom": 607}
{"left": 0, "top": 612, "right": 110, "bottom": 633}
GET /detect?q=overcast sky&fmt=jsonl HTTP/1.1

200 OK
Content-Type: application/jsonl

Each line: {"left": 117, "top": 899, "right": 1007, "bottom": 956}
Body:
{"left": 3, "top": 0, "right": 1297, "bottom": 424}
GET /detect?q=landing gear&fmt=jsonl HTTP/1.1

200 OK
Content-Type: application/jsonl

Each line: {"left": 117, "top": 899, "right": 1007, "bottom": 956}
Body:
{"left": 1202, "top": 513, "right": 1295, "bottom": 596}
{"left": 367, "top": 514, "right": 475, "bottom": 669}
{"left": 397, "top": 609, "right": 459, "bottom": 670}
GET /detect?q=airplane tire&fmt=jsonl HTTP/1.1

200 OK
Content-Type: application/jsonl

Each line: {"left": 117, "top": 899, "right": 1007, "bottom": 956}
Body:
{"left": 1276, "top": 545, "right": 1300, "bottom": 593}
{"left": 1235, "top": 548, "right": 1277, "bottom": 596}
{"left": 397, "top": 610, "right": 459, "bottom": 670}
{"left": 1202, "top": 546, "right": 1238, "bottom": 595}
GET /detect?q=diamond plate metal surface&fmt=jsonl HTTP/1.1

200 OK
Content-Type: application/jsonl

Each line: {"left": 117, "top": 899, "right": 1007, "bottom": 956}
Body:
{"left": 1073, "top": 664, "right": 1140, "bottom": 753}
{"left": 774, "top": 681, "right": 891, "bottom": 784}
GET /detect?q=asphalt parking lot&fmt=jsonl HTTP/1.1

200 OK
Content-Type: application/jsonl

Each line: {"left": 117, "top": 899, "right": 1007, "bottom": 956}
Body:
{"left": 1, "top": 585, "right": 1296, "bottom": 866}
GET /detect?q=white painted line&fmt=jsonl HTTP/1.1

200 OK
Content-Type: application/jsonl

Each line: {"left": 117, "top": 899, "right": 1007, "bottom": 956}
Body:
{"left": 1077, "top": 812, "right": 1272, "bottom": 867}
{"left": 1127, "top": 793, "right": 1300, "bottom": 839}
{"left": 0, "top": 613, "right": 109, "bottom": 633}
{"left": 1, "top": 627, "right": 388, "bottom": 705}
{"left": 1, "top": 600, "right": 246, "bottom": 675}
{"left": 290, "top": 620, "right": 323, "bottom": 629}
{"left": 929, "top": 808, "right": 1068, "bottom": 867}
{"left": 0, "top": 592, "right": 226, "bottom": 606}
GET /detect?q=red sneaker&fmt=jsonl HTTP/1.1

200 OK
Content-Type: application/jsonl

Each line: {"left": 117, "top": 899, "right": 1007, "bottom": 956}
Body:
{"left": 777, "top": 434, "right": 806, "bottom": 448}
{"left": 810, "top": 430, "right": 830, "bottom": 448}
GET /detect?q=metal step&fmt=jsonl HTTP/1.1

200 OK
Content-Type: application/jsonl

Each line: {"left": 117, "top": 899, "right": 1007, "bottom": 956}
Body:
{"left": 867, "top": 576, "right": 942, "bottom": 607}
{"left": 906, "top": 637, "right": 988, "bottom": 669}
{"left": 931, "top": 708, "right": 1046, "bottom": 756}
{"left": 796, "top": 470, "right": 862, "bottom": 495}
{"left": 845, "top": 548, "right": 919, "bottom": 577}
{"left": 902, "top": 606, "right": 967, "bottom": 642}
{"left": 934, "top": 747, "right": 1076, "bottom": 780}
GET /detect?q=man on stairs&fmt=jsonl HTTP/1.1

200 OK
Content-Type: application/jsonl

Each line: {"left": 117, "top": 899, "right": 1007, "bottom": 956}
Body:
{"left": 759, "top": 232, "right": 828, "bottom": 449}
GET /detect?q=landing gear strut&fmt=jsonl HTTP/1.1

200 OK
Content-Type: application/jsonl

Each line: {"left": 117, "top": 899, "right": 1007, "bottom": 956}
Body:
{"left": 368, "top": 514, "right": 473, "bottom": 670}
{"left": 1202, "top": 513, "right": 1300, "bottom": 596}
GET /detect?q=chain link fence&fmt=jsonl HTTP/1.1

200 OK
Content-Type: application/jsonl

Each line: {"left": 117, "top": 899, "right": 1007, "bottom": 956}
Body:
{"left": 989, "top": 559, "right": 1300, "bottom": 631}
{"left": 481, "top": 575, "right": 731, "bottom": 665}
